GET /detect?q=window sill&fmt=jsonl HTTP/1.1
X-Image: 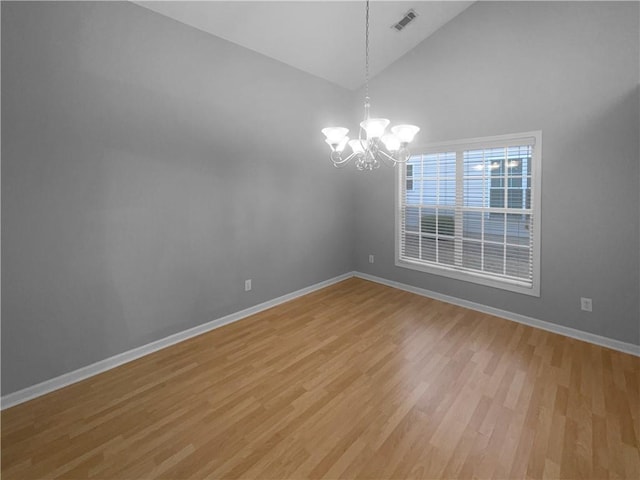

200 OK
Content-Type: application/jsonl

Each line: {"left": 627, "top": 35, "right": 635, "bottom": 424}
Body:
{"left": 395, "top": 257, "right": 540, "bottom": 297}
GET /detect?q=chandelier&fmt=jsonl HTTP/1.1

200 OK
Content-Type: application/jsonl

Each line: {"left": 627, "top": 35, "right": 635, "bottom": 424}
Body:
{"left": 321, "top": 0, "right": 420, "bottom": 171}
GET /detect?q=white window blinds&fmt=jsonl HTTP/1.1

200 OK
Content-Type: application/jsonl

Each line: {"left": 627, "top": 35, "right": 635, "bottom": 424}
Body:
{"left": 396, "top": 132, "right": 541, "bottom": 296}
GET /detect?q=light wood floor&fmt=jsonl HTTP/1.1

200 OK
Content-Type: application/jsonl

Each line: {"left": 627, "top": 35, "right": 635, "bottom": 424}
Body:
{"left": 2, "top": 278, "right": 639, "bottom": 479}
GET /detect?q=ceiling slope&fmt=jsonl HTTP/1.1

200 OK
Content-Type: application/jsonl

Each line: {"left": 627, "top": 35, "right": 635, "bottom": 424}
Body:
{"left": 135, "top": 1, "right": 474, "bottom": 90}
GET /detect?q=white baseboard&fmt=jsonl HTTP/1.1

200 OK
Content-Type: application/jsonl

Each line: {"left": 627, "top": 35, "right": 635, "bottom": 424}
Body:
{"left": 0, "top": 272, "right": 356, "bottom": 410}
{"left": 355, "top": 272, "right": 640, "bottom": 357}
{"left": 3, "top": 270, "right": 637, "bottom": 409}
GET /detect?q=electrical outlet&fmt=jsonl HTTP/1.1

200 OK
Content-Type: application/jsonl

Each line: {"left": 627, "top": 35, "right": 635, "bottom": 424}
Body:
{"left": 580, "top": 297, "right": 592, "bottom": 312}
{"left": 245, "top": 279, "right": 252, "bottom": 292}
{"left": 369, "top": 254, "right": 375, "bottom": 264}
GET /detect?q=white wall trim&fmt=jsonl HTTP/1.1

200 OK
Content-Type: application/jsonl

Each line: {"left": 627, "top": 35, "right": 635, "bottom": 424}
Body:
{"left": 355, "top": 272, "right": 640, "bottom": 357}
{"left": 0, "top": 272, "right": 356, "bottom": 410}
{"left": 4, "top": 269, "right": 638, "bottom": 409}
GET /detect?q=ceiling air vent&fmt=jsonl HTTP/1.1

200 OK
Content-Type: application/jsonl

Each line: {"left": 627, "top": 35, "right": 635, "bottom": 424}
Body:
{"left": 391, "top": 9, "right": 418, "bottom": 32}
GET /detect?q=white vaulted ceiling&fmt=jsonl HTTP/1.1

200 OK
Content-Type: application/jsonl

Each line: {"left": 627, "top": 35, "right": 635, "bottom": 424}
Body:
{"left": 134, "top": 1, "right": 474, "bottom": 90}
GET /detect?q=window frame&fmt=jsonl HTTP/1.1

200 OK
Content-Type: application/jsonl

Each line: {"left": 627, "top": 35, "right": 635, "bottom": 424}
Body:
{"left": 395, "top": 131, "right": 542, "bottom": 297}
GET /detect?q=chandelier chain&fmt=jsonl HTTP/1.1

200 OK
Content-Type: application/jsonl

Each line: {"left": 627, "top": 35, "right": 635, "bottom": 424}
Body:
{"left": 365, "top": 0, "right": 370, "bottom": 103}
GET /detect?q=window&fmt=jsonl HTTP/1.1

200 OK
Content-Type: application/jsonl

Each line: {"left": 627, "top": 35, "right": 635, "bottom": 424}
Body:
{"left": 406, "top": 164, "right": 414, "bottom": 191}
{"left": 396, "top": 131, "right": 541, "bottom": 296}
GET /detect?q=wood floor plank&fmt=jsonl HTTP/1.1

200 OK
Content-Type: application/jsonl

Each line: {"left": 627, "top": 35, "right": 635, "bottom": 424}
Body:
{"left": 2, "top": 277, "right": 639, "bottom": 479}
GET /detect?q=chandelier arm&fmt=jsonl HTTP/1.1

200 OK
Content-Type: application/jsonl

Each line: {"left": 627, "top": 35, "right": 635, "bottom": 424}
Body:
{"left": 377, "top": 150, "right": 398, "bottom": 167}
{"left": 396, "top": 147, "right": 412, "bottom": 163}
{"left": 331, "top": 152, "right": 357, "bottom": 166}
{"left": 381, "top": 149, "right": 411, "bottom": 164}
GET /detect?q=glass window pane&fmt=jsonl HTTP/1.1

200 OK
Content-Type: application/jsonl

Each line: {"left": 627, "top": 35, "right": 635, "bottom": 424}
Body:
{"left": 464, "top": 179, "right": 484, "bottom": 207}
{"left": 406, "top": 178, "right": 414, "bottom": 192}
{"left": 407, "top": 157, "right": 421, "bottom": 177}
{"left": 523, "top": 177, "right": 532, "bottom": 209}
{"left": 464, "top": 150, "right": 485, "bottom": 177}
{"left": 404, "top": 207, "right": 420, "bottom": 232}
{"left": 406, "top": 187, "right": 420, "bottom": 205}
{"left": 462, "top": 240, "right": 482, "bottom": 271}
{"left": 506, "top": 214, "right": 531, "bottom": 245}
{"left": 508, "top": 176, "right": 523, "bottom": 188}
{"left": 486, "top": 148, "right": 506, "bottom": 175}
{"left": 420, "top": 208, "right": 437, "bottom": 235}
{"left": 438, "top": 238, "right": 455, "bottom": 265}
{"left": 506, "top": 246, "right": 530, "bottom": 279}
{"left": 440, "top": 152, "right": 456, "bottom": 177}
{"left": 438, "top": 179, "right": 456, "bottom": 206}
{"left": 507, "top": 188, "right": 524, "bottom": 209}
{"left": 421, "top": 237, "right": 436, "bottom": 262}
{"left": 438, "top": 209, "right": 455, "bottom": 237}
{"left": 423, "top": 179, "right": 437, "bottom": 205}
{"left": 484, "top": 243, "right": 504, "bottom": 274}
{"left": 403, "top": 233, "right": 420, "bottom": 259}
{"left": 484, "top": 213, "right": 504, "bottom": 243}
{"left": 507, "top": 146, "right": 532, "bottom": 176}
{"left": 423, "top": 154, "right": 438, "bottom": 177}
{"left": 463, "top": 211, "right": 482, "bottom": 240}
{"left": 489, "top": 187, "right": 504, "bottom": 208}
{"left": 490, "top": 176, "right": 504, "bottom": 188}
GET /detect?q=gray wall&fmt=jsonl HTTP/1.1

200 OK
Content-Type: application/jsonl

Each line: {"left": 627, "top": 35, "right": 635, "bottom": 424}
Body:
{"left": 354, "top": 1, "right": 640, "bottom": 345}
{"left": 1, "top": 1, "right": 355, "bottom": 394}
